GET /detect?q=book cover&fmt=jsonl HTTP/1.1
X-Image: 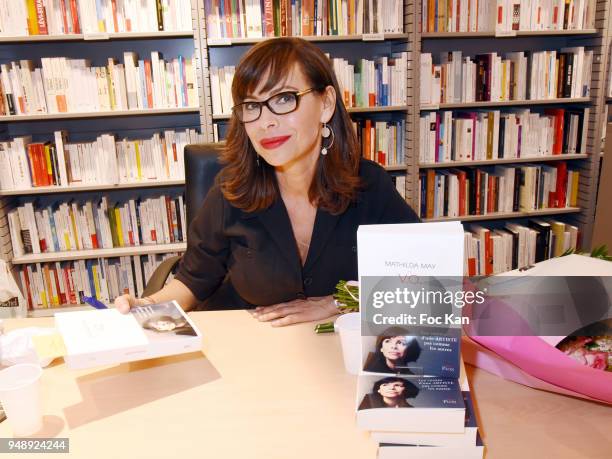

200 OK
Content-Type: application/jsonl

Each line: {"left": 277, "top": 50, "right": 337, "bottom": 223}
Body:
{"left": 371, "top": 391, "right": 479, "bottom": 446}
{"left": 356, "top": 375, "right": 465, "bottom": 433}
{"left": 362, "top": 331, "right": 461, "bottom": 379}
{"left": 55, "top": 300, "right": 202, "bottom": 370}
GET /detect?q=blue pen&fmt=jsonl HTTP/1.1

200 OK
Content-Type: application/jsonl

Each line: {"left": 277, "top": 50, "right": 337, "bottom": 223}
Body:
{"left": 83, "top": 296, "right": 108, "bottom": 309}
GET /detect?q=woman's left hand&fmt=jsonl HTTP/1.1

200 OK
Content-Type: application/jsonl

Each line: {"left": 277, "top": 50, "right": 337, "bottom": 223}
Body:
{"left": 252, "top": 295, "right": 338, "bottom": 327}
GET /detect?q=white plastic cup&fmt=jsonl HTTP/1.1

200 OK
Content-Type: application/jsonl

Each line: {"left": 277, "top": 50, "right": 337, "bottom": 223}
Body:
{"left": 0, "top": 363, "right": 43, "bottom": 437}
{"left": 335, "top": 312, "right": 362, "bottom": 375}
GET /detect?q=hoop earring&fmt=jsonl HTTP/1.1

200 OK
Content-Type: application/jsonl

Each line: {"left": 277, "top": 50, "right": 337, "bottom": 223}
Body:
{"left": 256, "top": 153, "right": 260, "bottom": 166}
{"left": 321, "top": 123, "right": 334, "bottom": 155}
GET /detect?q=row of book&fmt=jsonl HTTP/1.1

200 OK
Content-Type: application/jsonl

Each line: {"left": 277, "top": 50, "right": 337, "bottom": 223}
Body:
{"left": 354, "top": 119, "right": 405, "bottom": 167}
{"left": 417, "top": 162, "right": 579, "bottom": 219}
{"left": 421, "top": 0, "right": 596, "bottom": 33}
{"left": 0, "top": 0, "right": 192, "bottom": 36}
{"left": 205, "top": 0, "right": 404, "bottom": 39}
{"left": 463, "top": 219, "right": 578, "bottom": 276}
{"left": 0, "top": 129, "right": 204, "bottom": 191}
{"left": 420, "top": 47, "right": 593, "bottom": 105}
{"left": 0, "top": 53, "right": 198, "bottom": 116}
{"left": 419, "top": 108, "right": 589, "bottom": 164}
{"left": 210, "top": 52, "right": 408, "bottom": 115}
{"left": 331, "top": 54, "right": 408, "bottom": 108}
{"left": 19, "top": 253, "right": 180, "bottom": 310}
{"left": 7, "top": 193, "right": 187, "bottom": 257}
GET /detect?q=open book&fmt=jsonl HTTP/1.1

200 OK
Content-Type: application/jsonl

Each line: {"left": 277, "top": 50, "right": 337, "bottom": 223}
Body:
{"left": 55, "top": 301, "right": 202, "bottom": 369}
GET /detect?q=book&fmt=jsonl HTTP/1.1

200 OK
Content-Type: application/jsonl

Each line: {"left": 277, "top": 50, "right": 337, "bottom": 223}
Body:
{"left": 377, "top": 432, "right": 484, "bottom": 459}
{"left": 371, "top": 390, "right": 479, "bottom": 446}
{"left": 362, "top": 332, "right": 461, "bottom": 378}
{"left": 356, "top": 375, "right": 466, "bottom": 433}
{"left": 54, "top": 300, "right": 202, "bottom": 369}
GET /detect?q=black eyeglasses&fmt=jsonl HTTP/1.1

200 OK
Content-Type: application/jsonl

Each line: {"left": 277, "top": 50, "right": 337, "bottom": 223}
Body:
{"left": 232, "top": 88, "right": 318, "bottom": 123}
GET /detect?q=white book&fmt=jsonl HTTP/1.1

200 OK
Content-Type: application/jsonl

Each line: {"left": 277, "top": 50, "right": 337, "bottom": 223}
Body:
{"left": 0, "top": 142, "right": 14, "bottom": 190}
{"left": 55, "top": 301, "right": 202, "bottom": 370}
{"left": 356, "top": 374, "right": 465, "bottom": 433}
{"left": 377, "top": 434, "right": 484, "bottom": 459}
{"left": 420, "top": 54, "right": 432, "bottom": 105}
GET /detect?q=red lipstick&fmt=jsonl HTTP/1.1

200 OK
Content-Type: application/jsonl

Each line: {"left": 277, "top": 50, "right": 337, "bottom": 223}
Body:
{"left": 260, "top": 135, "right": 291, "bottom": 149}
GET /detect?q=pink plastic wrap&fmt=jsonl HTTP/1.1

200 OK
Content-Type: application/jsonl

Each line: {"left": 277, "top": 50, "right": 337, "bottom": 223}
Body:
{"left": 462, "top": 335, "right": 612, "bottom": 405}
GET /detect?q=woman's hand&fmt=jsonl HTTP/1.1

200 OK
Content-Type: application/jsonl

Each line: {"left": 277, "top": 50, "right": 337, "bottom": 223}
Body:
{"left": 252, "top": 295, "right": 339, "bottom": 327}
{"left": 114, "top": 294, "right": 154, "bottom": 314}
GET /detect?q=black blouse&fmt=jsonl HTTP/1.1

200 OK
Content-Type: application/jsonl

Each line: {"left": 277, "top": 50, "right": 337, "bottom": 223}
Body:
{"left": 174, "top": 159, "right": 420, "bottom": 309}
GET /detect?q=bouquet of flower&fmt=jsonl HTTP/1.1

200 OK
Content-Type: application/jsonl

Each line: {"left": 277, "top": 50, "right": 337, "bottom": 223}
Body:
{"left": 314, "top": 280, "right": 359, "bottom": 333}
{"left": 556, "top": 336, "right": 612, "bottom": 371}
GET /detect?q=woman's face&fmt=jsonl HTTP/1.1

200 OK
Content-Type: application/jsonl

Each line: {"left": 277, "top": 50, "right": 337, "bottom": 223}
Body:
{"left": 381, "top": 336, "right": 408, "bottom": 361}
{"left": 150, "top": 319, "right": 176, "bottom": 331}
{"left": 243, "top": 64, "right": 335, "bottom": 170}
{"left": 378, "top": 381, "right": 406, "bottom": 399}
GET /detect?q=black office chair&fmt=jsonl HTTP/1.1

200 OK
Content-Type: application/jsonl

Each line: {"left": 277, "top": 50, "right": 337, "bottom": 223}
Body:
{"left": 142, "top": 143, "right": 223, "bottom": 298}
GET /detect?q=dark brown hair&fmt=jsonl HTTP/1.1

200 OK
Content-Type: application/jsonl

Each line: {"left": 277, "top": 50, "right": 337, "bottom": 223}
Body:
{"left": 218, "top": 37, "right": 361, "bottom": 214}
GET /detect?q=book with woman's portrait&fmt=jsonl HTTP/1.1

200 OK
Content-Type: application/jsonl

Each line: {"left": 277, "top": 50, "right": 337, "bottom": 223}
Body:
{"left": 55, "top": 301, "right": 202, "bottom": 369}
{"left": 361, "top": 329, "right": 461, "bottom": 378}
{"left": 355, "top": 375, "right": 465, "bottom": 433}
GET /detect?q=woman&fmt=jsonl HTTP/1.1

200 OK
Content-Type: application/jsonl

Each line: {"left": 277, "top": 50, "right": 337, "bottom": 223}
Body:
{"left": 358, "top": 377, "right": 419, "bottom": 409}
{"left": 115, "top": 37, "right": 419, "bottom": 325}
{"left": 363, "top": 334, "right": 422, "bottom": 374}
{"left": 141, "top": 315, "right": 197, "bottom": 336}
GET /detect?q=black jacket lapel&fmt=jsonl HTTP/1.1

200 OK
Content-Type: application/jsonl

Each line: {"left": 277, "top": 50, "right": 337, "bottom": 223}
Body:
{"left": 303, "top": 208, "right": 341, "bottom": 272}
{"left": 256, "top": 198, "right": 302, "bottom": 274}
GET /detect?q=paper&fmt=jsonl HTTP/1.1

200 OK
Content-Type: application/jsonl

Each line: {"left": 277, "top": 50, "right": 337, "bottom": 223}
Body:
{"left": 32, "top": 333, "right": 67, "bottom": 360}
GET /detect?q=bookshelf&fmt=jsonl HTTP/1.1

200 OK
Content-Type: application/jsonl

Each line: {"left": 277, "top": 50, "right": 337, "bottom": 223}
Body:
{"left": 11, "top": 242, "right": 187, "bottom": 264}
{"left": 408, "top": 0, "right": 611, "bottom": 258}
{"left": 0, "top": 31, "right": 195, "bottom": 43}
{"left": 0, "top": 0, "right": 209, "bottom": 317}
{"left": 199, "top": 0, "right": 414, "bottom": 170}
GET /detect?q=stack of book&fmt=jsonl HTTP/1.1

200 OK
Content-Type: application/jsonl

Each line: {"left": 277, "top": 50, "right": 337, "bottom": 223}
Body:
{"left": 205, "top": 0, "right": 404, "bottom": 39}
{"left": 420, "top": 47, "right": 593, "bottom": 105}
{"left": 330, "top": 54, "right": 408, "bottom": 108}
{"left": 210, "top": 52, "right": 408, "bottom": 116}
{"left": 463, "top": 219, "right": 579, "bottom": 275}
{"left": 419, "top": 108, "right": 589, "bottom": 164}
{"left": 417, "top": 162, "right": 579, "bottom": 219}
{"left": 0, "top": 52, "right": 198, "bottom": 116}
{"left": 0, "top": 0, "right": 193, "bottom": 36}
{"left": 356, "top": 222, "right": 483, "bottom": 458}
{"left": 7, "top": 193, "right": 187, "bottom": 257}
{"left": 421, "top": 0, "right": 596, "bottom": 33}
{"left": 19, "top": 252, "right": 181, "bottom": 310}
{"left": 354, "top": 119, "right": 405, "bottom": 167}
{"left": 0, "top": 129, "right": 203, "bottom": 191}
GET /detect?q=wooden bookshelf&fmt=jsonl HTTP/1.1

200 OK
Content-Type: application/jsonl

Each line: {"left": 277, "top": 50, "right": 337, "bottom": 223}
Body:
{"left": 0, "top": 31, "right": 194, "bottom": 43}
{"left": 422, "top": 207, "right": 581, "bottom": 223}
{"left": 0, "top": 107, "right": 200, "bottom": 122}
{"left": 11, "top": 243, "right": 187, "bottom": 265}
{"left": 409, "top": 0, "right": 611, "bottom": 253}
{"left": 0, "top": 180, "right": 186, "bottom": 197}
{"left": 419, "top": 154, "right": 589, "bottom": 168}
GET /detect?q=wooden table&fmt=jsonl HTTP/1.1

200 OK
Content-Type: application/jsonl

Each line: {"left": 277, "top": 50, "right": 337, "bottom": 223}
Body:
{"left": 1, "top": 311, "right": 610, "bottom": 458}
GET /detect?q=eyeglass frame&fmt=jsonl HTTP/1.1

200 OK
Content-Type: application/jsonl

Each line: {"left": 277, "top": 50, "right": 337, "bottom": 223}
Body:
{"left": 231, "top": 87, "right": 322, "bottom": 123}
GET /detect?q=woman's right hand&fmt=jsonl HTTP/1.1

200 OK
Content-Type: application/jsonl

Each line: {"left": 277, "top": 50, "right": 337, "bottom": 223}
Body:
{"left": 114, "top": 294, "right": 153, "bottom": 314}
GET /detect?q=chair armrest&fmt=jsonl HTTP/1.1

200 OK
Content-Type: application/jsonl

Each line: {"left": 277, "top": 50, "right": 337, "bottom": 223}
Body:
{"left": 142, "top": 255, "right": 182, "bottom": 297}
